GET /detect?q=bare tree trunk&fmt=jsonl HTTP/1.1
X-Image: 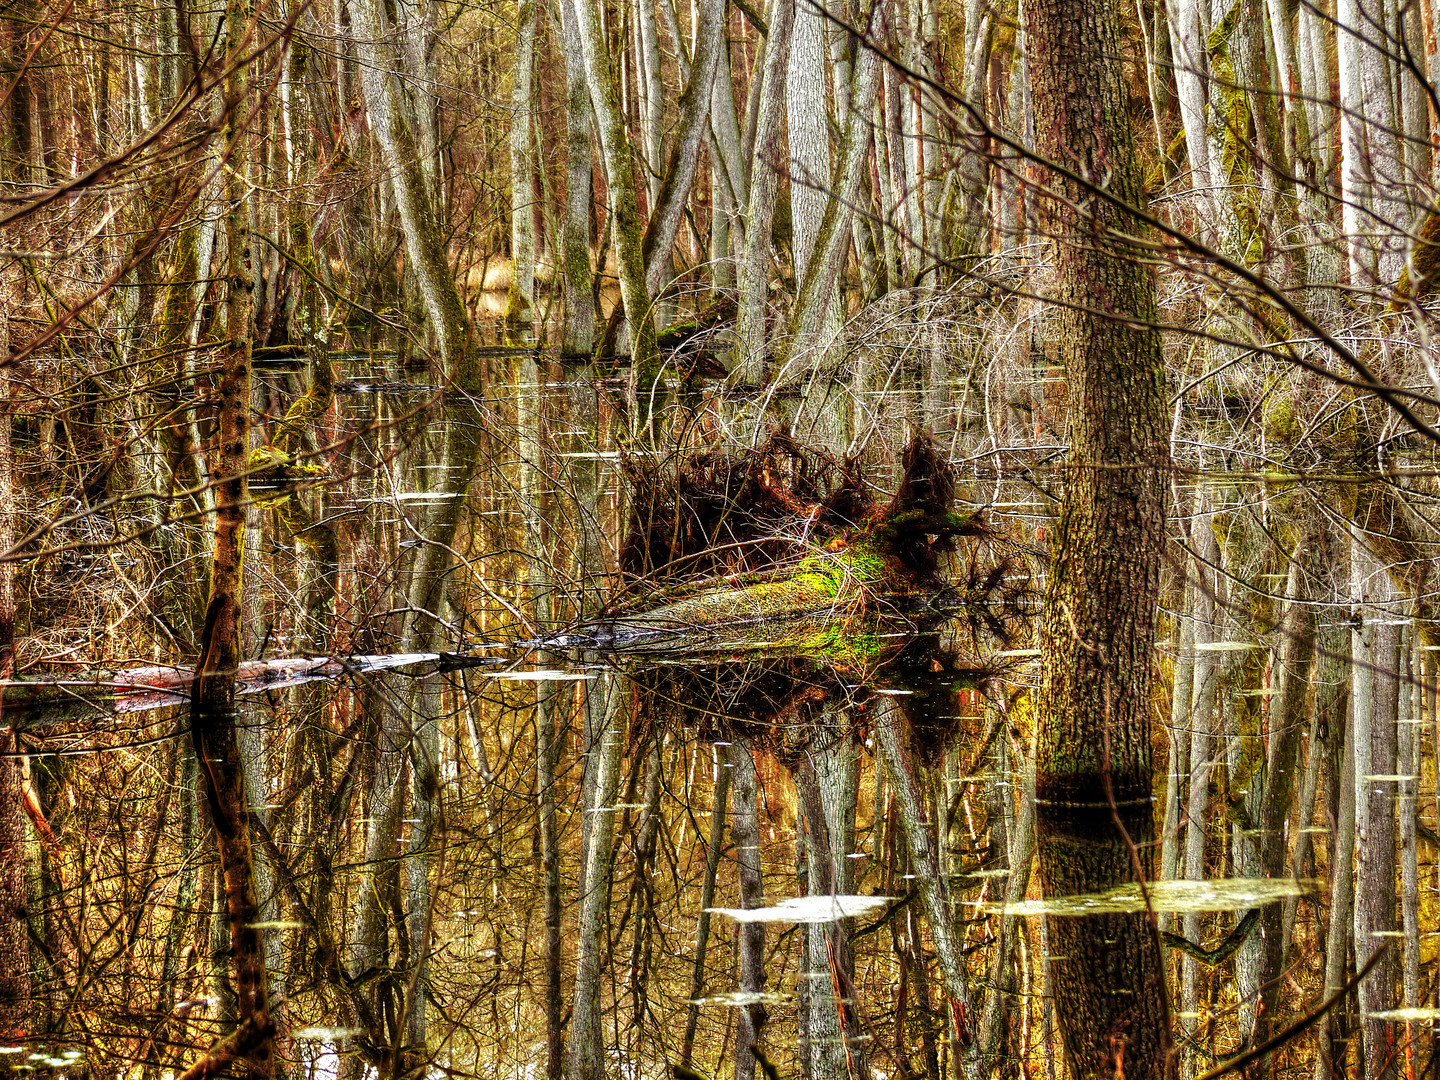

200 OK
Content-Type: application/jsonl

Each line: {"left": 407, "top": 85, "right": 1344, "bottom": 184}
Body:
{"left": 571, "top": 0, "right": 660, "bottom": 429}
{"left": 976, "top": 738, "right": 1035, "bottom": 1072}
{"left": 557, "top": 0, "right": 596, "bottom": 356}
{"left": 1027, "top": 0, "right": 1171, "bottom": 1059}
{"left": 783, "top": 36, "right": 878, "bottom": 447}
{"left": 506, "top": 0, "right": 537, "bottom": 327}
{"left": 1398, "top": 624, "right": 1420, "bottom": 1074}
{"left": 640, "top": 0, "right": 725, "bottom": 299}
{"left": 1337, "top": 0, "right": 1404, "bottom": 283}
{"left": 786, "top": 0, "right": 832, "bottom": 308}
{"left": 1315, "top": 636, "right": 1356, "bottom": 1080}
{"left": 0, "top": 315, "right": 27, "bottom": 1039}
{"left": 346, "top": 0, "right": 473, "bottom": 380}
{"left": 680, "top": 748, "right": 733, "bottom": 1065}
{"left": 1160, "top": 571, "right": 1195, "bottom": 910}
{"left": 733, "top": 0, "right": 795, "bottom": 385}
{"left": 1252, "top": 542, "right": 1316, "bottom": 1043}
{"left": 1181, "top": 499, "right": 1220, "bottom": 1074}
{"left": 537, "top": 670, "right": 564, "bottom": 1080}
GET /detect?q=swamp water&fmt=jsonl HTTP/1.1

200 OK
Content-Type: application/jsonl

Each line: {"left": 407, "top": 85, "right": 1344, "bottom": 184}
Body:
{"left": 7, "top": 350, "right": 1432, "bottom": 1080}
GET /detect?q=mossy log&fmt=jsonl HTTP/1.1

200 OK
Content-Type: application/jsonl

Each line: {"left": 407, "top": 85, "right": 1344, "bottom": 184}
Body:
{"left": 586, "top": 508, "right": 981, "bottom": 648}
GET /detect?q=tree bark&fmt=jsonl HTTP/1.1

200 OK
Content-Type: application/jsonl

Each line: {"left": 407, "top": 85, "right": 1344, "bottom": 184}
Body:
{"left": 571, "top": 0, "right": 660, "bottom": 429}
{"left": 731, "top": 740, "right": 768, "bottom": 1080}
{"left": 565, "top": 674, "right": 626, "bottom": 1080}
{"left": 733, "top": 0, "right": 795, "bottom": 385}
{"left": 506, "top": 0, "right": 538, "bottom": 327}
{"left": 1026, "top": 0, "right": 1172, "bottom": 1060}
{"left": 680, "top": 747, "right": 733, "bottom": 1065}
{"left": 187, "top": 1, "right": 274, "bottom": 1069}
{"left": 557, "top": 0, "right": 597, "bottom": 357}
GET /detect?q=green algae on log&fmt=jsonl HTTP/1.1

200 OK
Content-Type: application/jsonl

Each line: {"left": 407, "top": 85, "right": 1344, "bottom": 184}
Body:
{"left": 607, "top": 537, "right": 946, "bottom": 639}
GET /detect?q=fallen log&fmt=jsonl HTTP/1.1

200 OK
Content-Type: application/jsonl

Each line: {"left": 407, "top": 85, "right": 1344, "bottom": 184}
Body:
{"left": 0, "top": 652, "right": 460, "bottom": 721}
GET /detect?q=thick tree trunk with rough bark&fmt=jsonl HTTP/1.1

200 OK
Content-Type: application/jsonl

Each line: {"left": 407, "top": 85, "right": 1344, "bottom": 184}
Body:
{"left": 1026, "top": 0, "right": 1171, "bottom": 1062}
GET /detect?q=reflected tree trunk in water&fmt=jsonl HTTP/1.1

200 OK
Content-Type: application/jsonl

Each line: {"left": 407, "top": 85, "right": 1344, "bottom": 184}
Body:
{"left": 1398, "top": 625, "right": 1420, "bottom": 1073}
{"left": 623, "top": 736, "right": 663, "bottom": 1032}
{"left": 795, "top": 730, "right": 868, "bottom": 1080}
{"left": 873, "top": 701, "right": 975, "bottom": 1079}
{"left": 147, "top": 748, "right": 200, "bottom": 1079}
{"left": 1026, "top": 0, "right": 1171, "bottom": 1055}
{"left": 566, "top": 674, "right": 626, "bottom": 1080}
{"left": 1315, "top": 613, "right": 1356, "bottom": 1080}
{"left": 977, "top": 733, "right": 1035, "bottom": 1073}
{"left": 537, "top": 670, "right": 564, "bottom": 1080}
{"left": 1252, "top": 543, "right": 1316, "bottom": 1043}
{"left": 680, "top": 745, "right": 733, "bottom": 1067}
{"left": 1351, "top": 538, "right": 1398, "bottom": 1080}
{"left": 1159, "top": 567, "right": 1195, "bottom": 923}
{"left": 730, "top": 740, "right": 767, "bottom": 1080}
{"left": 1038, "top": 807, "right": 1167, "bottom": 1077}
{"left": 1180, "top": 495, "right": 1220, "bottom": 1075}
{"left": 186, "top": 0, "right": 275, "bottom": 1069}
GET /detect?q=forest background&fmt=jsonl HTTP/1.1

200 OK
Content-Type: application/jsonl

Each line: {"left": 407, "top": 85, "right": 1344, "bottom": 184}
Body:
{"left": 0, "top": 0, "right": 1438, "bottom": 1073}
